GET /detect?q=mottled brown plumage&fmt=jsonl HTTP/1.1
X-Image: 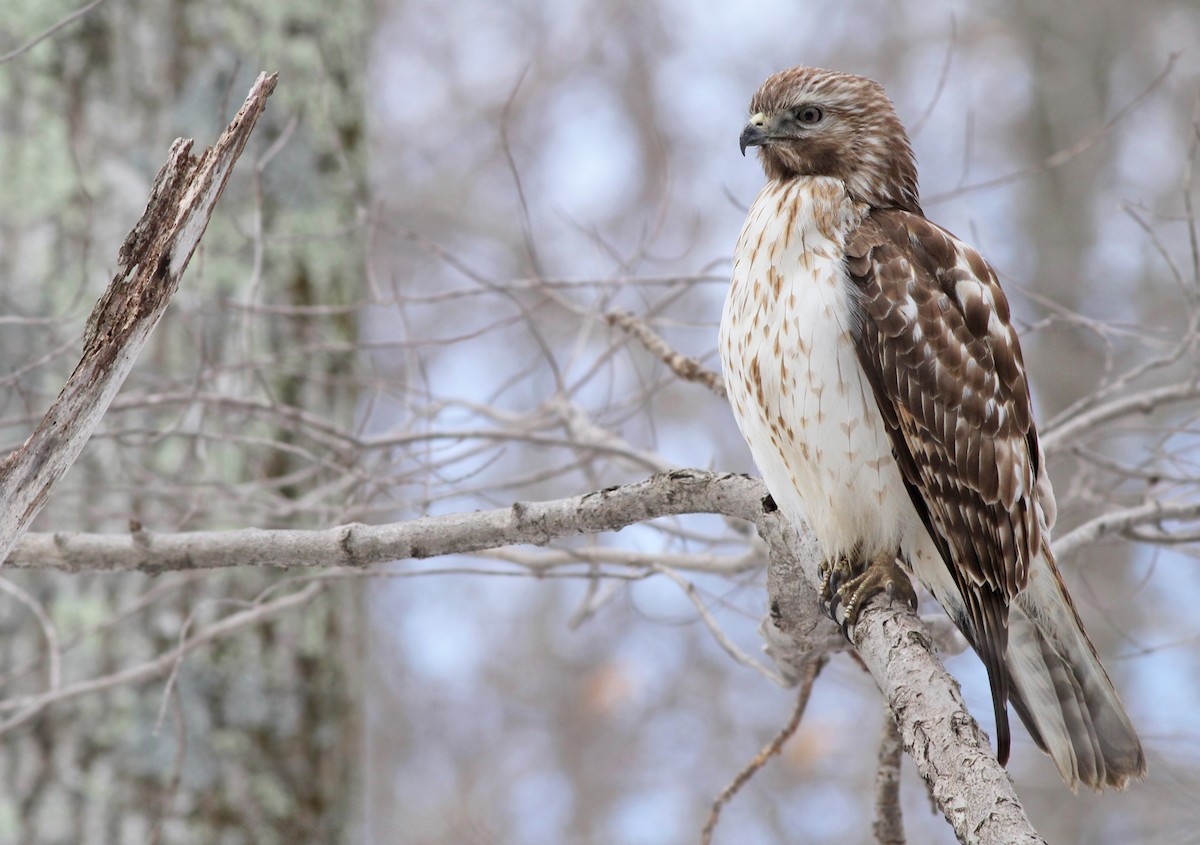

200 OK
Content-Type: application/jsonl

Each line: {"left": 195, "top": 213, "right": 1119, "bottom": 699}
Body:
{"left": 722, "top": 65, "right": 1145, "bottom": 789}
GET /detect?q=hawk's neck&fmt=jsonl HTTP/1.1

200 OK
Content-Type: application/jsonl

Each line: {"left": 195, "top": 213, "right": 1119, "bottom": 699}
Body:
{"left": 753, "top": 177, "right": 868, "bottom": 249}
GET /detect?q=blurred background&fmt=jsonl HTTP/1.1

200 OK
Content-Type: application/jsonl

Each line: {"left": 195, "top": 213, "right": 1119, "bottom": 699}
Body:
{"left": 0, "top": 0, "right": 1198, "bottom": 843}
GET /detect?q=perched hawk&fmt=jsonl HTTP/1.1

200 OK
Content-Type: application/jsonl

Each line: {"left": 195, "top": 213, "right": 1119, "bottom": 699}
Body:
{"left": 720, "top": 65, "right": 1146, "bottom": 790}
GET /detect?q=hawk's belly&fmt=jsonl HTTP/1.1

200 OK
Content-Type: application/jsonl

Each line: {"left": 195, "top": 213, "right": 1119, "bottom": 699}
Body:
{"left": 719, "top": 178, "right": 919, "bottom": 560}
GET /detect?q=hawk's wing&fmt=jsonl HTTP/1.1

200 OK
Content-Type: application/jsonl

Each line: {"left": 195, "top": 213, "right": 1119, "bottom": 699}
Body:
{"left": 845, "top": 209, "right": 1048, "bottom": 764}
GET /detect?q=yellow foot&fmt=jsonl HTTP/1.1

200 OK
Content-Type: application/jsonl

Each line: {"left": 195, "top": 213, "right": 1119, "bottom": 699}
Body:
{"left": 818, "top": 553, "right": 917, "bottom": 636}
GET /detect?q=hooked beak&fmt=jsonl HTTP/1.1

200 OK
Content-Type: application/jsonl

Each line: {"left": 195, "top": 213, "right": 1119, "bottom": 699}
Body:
{"left": 739, "top": 112, "right": 771, "bottom": 156}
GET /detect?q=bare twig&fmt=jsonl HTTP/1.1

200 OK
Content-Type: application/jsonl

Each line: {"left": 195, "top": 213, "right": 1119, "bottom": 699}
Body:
{"left": 1054, "top": 499, "right": 1200, "bottom": 562}
{"left": 482, "top": 545, "right": 762, "bottom": 576}
{"left": 1041, "top": 382, "right": 1200, "bottom": 455}
{"left": 0, "top": 578, "right": 61, "bottom": 694}
{"left": 924, "top": 54, "right": 1178, "bottom": 205}
{"left": 0, "top": 582, "right": 323, "bottom": 736}
{"left": 908, "top": 14, "right": 957, "bottom": 140}
{"left": 700, "top": 657, "right": 825, "bottom": 845}
{"left": 605, "top": 308, "right": 727, "bottom": 398}
{"left": 147, "top": 689, "right": 187, "bottom": 845}
{"left": 654, "top": 564, "right": 789, "bottom": 686}
{"left": 0, "top": 0, "right": 108, "bottom": 65}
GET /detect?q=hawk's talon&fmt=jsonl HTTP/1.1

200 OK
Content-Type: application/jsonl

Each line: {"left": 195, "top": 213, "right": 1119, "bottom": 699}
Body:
{"left": 817, "top": 556, "right": 854, "bottom": 621}
{"left": 818, "top": 553, "right": 916, "bottom": 636}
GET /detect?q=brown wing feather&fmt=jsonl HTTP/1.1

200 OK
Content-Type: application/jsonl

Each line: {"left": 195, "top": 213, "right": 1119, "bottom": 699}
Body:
{"left": 846, "top": 209, "right": 1047, "bottom": 765}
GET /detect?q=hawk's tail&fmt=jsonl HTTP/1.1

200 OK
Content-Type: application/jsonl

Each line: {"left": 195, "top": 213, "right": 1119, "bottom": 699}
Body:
{"left": 1004, "top": 547, "right": 1147, "bottom": 791}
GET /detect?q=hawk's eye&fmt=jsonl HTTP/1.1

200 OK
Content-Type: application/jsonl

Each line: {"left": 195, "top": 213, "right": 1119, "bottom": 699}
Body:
{"left": 796, "top": 106, "right": 824, "bottom": 125}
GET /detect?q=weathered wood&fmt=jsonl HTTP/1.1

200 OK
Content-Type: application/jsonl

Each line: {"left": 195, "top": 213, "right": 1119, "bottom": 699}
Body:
{"left": 0, "top": 72, "right": 278, "bottom": 563}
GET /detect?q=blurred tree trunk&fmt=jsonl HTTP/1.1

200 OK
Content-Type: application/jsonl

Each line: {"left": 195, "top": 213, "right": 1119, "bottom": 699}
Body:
{"left": 0, "top": 2, "right": 368, "bottom": 842}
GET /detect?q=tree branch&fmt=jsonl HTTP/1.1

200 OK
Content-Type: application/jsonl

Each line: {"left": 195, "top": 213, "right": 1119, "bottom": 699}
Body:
{"left": 3, "top": 469, "right": 1051, "bottom": 842}
{"left": 700, "top": 657, "right": 824, "bottom": 845}
{"left": 760, "top": 504, "right": 1045, "bottom": 845}
{"left": 0, "top": 0, "right": 108, "bottom": 65}
{"left": 853, "top": 602, "right": 1045, "bottom": 844}
{"left": 0, "top": 71, "right": 279, "bottom": 564}
{"left": 1041, "top": 381, "right": 1200, "bottom": 454}
{"left": 1053, "top": 498, "right": 1200, "bottom": 561}
{"left": 605, "top": 308, "right": 727, "bottom": 398}
{"left": 5, "top": 470, "right": 761, "bottom": 573}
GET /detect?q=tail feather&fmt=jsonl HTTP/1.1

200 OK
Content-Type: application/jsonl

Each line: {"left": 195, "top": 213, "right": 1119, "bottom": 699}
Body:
{"left": 1005, "top": 548, "right": 1146, "bottom": 790}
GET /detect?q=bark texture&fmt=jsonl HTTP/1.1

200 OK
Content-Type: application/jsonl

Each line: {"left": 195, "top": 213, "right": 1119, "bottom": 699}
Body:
{"left": 0, "top": 72, "right": 277, "bottom": 562}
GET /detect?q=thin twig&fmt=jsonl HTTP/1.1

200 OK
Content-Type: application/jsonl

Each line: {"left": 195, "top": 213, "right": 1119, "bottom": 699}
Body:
{"left": 700, "top": 656, "right": 825, "bottom": 845}
{"left": 0, "top": 582, "right": 323, "bottom": 736}
{"left": 0, "top": 0, "right": 108, "bottom": 65}
{"left": 1054, "top": 499, "right": 1200, "bottom": 561}
{"left": 925, "top": 54, "right": 1178, "bottom": 205}
{"left": 1042, "top": 382, "right": 1200, "bottom": 454}
{"left": 0, "top": 578, "right": 61, "bottom": 693}
{"left": 605, "top": 308, "right": 727, "bottom": 398}
{"left": 908, "top": 15, "right": 956, "bottom": 139}
{"left": 654, "top": 564, "right": 789, "bottom": 686}
{"left": 147, "top": 688, "right": 187, "bottom": 845}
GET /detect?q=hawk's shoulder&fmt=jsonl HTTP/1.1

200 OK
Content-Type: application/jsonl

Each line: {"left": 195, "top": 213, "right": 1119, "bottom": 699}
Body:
{"left": 847, "top": 210, "right": 1030, "bottom": 421}
{"left": 843, "top": 206, "right": 1050, "bottom": 601}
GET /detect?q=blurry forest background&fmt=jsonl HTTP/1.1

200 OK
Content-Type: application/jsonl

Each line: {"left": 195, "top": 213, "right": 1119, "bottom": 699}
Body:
{"left": 1, "top": 0, "right": 1199, "bottom": 843}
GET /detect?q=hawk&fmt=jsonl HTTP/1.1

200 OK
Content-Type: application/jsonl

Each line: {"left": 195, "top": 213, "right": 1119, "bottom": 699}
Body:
{"left": 720, "top": 65, "right": 1146, "bottom": 790}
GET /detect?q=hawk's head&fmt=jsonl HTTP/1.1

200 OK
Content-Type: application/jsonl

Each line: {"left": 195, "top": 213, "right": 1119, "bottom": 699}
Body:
{"left": 740, "top": 66, "right": 920, "bottom": 214}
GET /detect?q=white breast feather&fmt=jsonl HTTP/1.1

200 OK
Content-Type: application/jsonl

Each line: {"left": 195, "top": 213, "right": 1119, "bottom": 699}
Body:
{"left": 719, "top": 178, "right": 957, "bottom": 603}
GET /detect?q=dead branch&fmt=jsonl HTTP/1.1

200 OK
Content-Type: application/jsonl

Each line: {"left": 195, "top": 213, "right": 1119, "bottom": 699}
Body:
{"left": 0, "top": 72, "right": 279, "bottom": 564}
